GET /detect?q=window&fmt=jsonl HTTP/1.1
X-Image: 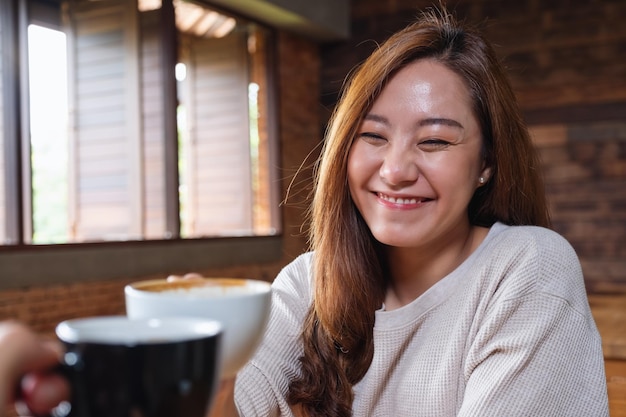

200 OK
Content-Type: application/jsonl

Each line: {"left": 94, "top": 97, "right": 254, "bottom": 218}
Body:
{"left": 0, "top": 0, "right": 280, "bottom": 245}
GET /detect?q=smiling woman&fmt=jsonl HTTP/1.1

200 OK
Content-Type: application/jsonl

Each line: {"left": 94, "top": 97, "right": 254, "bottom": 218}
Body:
{"left": 228, "top": 7, "right": 608, "bottom": 417}
{"left": 347, "top": 59, "right": 492, "bottom": 307}
{"left": 348, "top": 59, "right": 489, "bottom": 254}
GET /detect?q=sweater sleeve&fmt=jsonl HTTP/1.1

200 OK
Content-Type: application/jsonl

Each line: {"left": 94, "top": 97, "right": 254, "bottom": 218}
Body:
{"left": 234, "top": 253, "right": 313, "bottom": 417}
{"left": 458, "top": 230, "right": 608, "bottom": 416}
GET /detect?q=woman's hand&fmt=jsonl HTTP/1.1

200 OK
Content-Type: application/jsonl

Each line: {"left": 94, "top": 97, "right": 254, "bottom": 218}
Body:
{"left": 208, "top": 377, "right": 238, "bottom": 417}
{"left": 166, "top": 272, "right": 205, "bottom": 282}
{"left": 0, "top": 321, "right": 70, "bottom": 417}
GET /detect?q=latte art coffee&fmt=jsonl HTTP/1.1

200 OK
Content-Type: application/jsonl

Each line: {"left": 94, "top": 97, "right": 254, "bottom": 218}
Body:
{"left": 136, "top": 278, "right": 257, "bottom": 297}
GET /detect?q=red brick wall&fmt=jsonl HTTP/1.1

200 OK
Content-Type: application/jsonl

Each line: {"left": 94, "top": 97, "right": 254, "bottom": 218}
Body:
{"left": 321, "top": 0, "right": 626, "bottom": 293}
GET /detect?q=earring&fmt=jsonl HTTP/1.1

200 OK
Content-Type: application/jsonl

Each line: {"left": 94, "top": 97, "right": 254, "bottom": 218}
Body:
{"left": 478, "top": 177, "right": 485, "bottom": 184}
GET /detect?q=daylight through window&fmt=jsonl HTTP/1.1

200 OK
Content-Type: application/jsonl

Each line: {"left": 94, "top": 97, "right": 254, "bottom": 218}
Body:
{"left": 1, "top": 0, "right": 280, "bottom": 245}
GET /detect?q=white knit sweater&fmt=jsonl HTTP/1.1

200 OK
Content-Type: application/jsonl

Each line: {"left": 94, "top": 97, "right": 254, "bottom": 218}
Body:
{"left": 235, "top": 223, "right": 609, "bottom": 416}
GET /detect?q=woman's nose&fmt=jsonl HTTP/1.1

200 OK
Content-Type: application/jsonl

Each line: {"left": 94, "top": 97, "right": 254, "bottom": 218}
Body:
{"left": 379, "top": 146, "right": 419, "bottom": 186}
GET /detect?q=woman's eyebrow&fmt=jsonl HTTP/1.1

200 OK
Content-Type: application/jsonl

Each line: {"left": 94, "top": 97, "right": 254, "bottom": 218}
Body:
{"left": 419, "top": 117, "right": 463, "bottom": 129}
{"left": 363, "top": 113, "right": 390, "bottom": 125}
{"left": 363, "top": 114, "right": 464, "bottom": 130}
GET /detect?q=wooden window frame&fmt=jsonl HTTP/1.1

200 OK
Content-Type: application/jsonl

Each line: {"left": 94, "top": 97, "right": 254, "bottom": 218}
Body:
{"left": 0, "top": 0, "right": 283, "bottom": 290}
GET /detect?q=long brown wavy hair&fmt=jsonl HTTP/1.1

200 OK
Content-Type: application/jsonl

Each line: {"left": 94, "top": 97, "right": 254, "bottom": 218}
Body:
{"left": 287, "top": 7, "right": 551, "bottom": 416}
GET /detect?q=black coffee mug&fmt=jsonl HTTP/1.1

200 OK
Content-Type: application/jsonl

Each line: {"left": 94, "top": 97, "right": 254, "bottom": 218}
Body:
{"left": 53, "top": 316, "right": 222, "bottom": 417}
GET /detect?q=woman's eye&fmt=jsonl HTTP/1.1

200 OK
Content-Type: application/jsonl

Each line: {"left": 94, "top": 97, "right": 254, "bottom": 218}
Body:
{"left": 359, "top": 132, "right": 386, "bottom": 143}
{"left": 419, "top": 138, "right": 450, "bottom": 149}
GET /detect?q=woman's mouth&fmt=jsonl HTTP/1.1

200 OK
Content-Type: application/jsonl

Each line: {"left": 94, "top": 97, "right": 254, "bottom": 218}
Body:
{"left": 377, "top": 192, "right": 431, "bottom": 205}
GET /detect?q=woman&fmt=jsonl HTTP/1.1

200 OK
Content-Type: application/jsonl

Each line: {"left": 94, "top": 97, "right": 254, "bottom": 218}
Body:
{"left": 233, "top": 7, "right": 608, "bottom": 417}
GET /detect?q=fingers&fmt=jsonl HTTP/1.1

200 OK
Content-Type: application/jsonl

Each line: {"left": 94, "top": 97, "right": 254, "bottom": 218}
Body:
{"left": 166, "top": 273, "right": 204, "bottom": 282}
{"left": 0, "top": 322, "right": 61, "bottom": 379}
{"left": 207, "top": 377, "right": 237, "bottom": 417}
{"left": 0, "top": 321, "right": 68, "bottom": 417}
{"left": 18, "top": 373, "right": 71, "bottom": 416}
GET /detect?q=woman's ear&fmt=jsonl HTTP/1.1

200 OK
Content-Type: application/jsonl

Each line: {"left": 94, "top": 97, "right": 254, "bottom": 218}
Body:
{"left": 478, "top": 166, "right": 492, "bottom": 186}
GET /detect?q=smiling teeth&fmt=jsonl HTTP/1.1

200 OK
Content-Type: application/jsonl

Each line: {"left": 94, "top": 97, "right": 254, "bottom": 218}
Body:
{"left": 379, "top": 193, "right": 419, "bottom": 204}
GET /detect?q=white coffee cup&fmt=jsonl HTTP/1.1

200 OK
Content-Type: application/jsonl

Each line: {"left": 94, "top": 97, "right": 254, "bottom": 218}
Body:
{"left": 125, "top": 277, "right": 272, "bottom": 379}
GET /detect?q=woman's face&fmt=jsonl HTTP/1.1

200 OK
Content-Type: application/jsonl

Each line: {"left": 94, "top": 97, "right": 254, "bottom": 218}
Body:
{"left": 347, "top": 59, "right": 490, "bottom": 249}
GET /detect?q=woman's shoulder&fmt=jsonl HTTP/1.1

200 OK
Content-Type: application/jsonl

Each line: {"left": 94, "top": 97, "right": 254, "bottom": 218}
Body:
{"left": 272, "top": 251, "right": 315, "bottom": 296}
{"left": 487, "top": 222, "right": 578, "bottom": 262}
{"left": 280, "top": 251, "right": 314, "bottom": 275}
{"left": 480, "top": 223, "right": 586, "bottom": 305}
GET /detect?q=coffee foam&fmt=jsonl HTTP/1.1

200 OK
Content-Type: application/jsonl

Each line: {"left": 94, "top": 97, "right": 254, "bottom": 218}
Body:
{"left": 132, "top": 278, "right": 263, "bottom": 298}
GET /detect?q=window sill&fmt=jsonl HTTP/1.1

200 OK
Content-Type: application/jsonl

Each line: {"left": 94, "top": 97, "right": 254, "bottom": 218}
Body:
{"left": 0, "top": 236, "right": 283, "bottom": 290}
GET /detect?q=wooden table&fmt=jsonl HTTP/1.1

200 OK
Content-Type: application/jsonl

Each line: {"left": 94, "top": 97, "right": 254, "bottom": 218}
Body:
{"left": 588, "top": 293, "right": 626, "bottom": 417}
